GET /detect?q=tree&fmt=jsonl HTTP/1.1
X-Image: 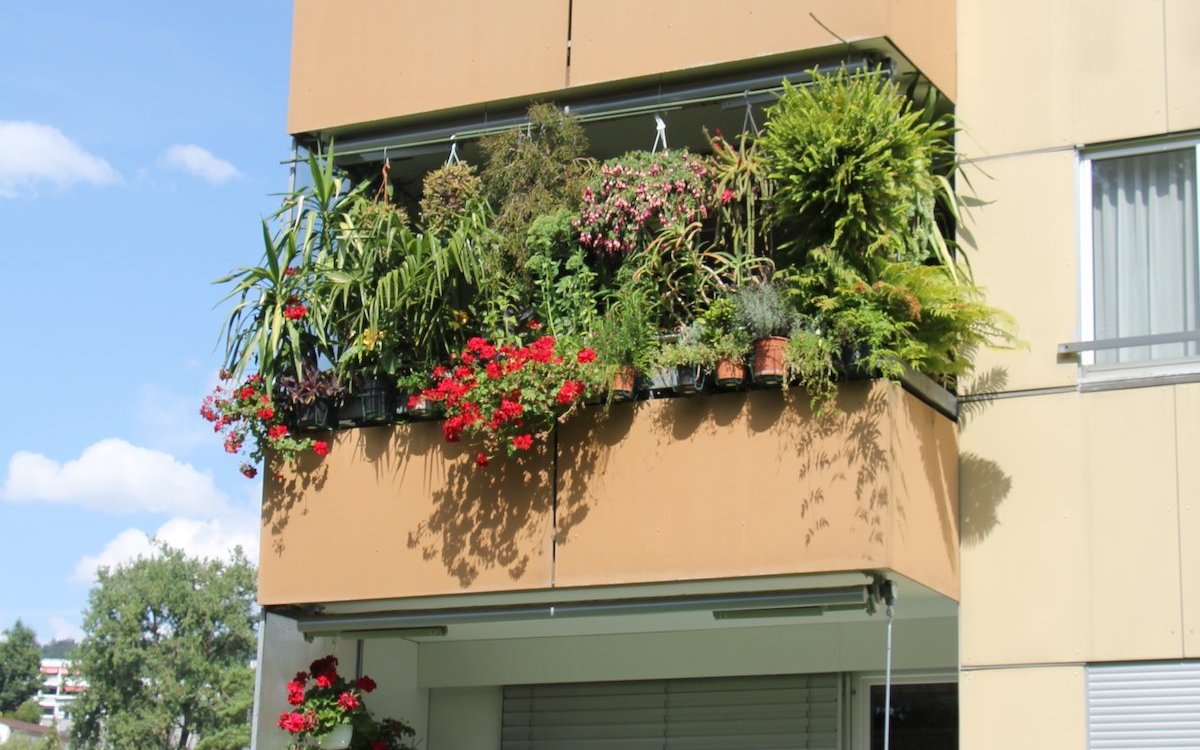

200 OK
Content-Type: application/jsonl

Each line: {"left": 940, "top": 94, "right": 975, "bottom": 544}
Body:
{"left": 69, "top": 543, "right": 257, "bottom": 750}
{"left": 0, "top": 620, "right": 41, "bottom": 713}
{"left": 40, "top": 639, "right": 77, "bottom": 659}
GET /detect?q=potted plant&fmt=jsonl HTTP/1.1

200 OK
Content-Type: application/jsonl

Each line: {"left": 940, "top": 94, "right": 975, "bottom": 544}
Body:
{"left": 278, "top": 654, "right": 417, "bottom": 750}
{"left": 698, "top": 297, "right": 750, "bottom": 388}
{"left": 201, "top": 372, "right": 332, "bottom": 479}
{"left": 576, "top": 148, "right": 713, "bottom": 256}
{"left": 592, "top": 284, "right": 657, "bottom": 401}
{"left": 398, "top": 370, "right": 442, "bottom": 421}
{"left": 785, "top": 324, "right": 839, "bottom": 414}
{"left": 278, "top": 367, "right": 343, "bottom": 431}
{"left": 651, "top": 322, "right": 708, "bottom": 395}
{"left": 416, "top": 335, "right": 599, "bottom": 467}
{"left": 734, "top": 281, "right": 796, "bottom": 385}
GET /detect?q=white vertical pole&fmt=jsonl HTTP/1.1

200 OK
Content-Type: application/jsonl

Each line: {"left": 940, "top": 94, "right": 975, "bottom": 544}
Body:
{"left": 883, "top": 600, "right": 894, "bottom": 750}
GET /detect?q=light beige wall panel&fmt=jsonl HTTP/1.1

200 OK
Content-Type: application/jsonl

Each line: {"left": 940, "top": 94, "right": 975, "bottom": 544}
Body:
{"left": 956, "top": 0, "right": 1073, "bottom": 158}
{"left": 1084, "top": 387, "right": 1183, "bottom": 660}
{"left": 957, "top": 0, "right": 1168, "bottom": 159}
{"left": 1165, "top": 0, "right": 1200, "bottom": 132}
{"left": 959, "top": 666, "right": 1085, "bottom": 750}
{"left": 961, "top": 150, "right": 1079, "bottom": 393}
{"left": 569, "top": 0, "right": 957, "bottom": 99}
{"left": 417, "top": 618, "right": 956, "bottom": 688}
{"left": 363, "top": 639, "right": 428, "bottom": 744}
{"left": 427, "top": 687, "right": 501, "bottom": 750}
{"left": 958, "top": 393, "right": 1090, "bottom": 666}
{"left": 288, "top": 0, "right": 569, "bottom": 134}
{"left": 1175, "top": 383, "right": 1200, "bottom": 656}
{"left": 1067, "top": 0, "right": 1167, "bottom": 146}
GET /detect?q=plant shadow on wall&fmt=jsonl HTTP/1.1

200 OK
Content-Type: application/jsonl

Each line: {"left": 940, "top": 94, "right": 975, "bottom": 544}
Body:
{"left": 262, "top": 453, "right": 330, "bottom": 558}
{"left": 957, "top": 366, "right": 1013, "bottom": 546}
{"left": 405, "top": 444, "right": 550, "bottom": 588}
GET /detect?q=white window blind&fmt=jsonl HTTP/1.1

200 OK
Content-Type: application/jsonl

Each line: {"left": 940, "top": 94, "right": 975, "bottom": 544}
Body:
{"left": 1087, "top": 661, "right": 1200, "bottom": 748}
{"left": 1089, "top": 144, "right": 1200, "bottom": 364}
{"left": 502, "top": 673, "right": 841, "bottom": 750}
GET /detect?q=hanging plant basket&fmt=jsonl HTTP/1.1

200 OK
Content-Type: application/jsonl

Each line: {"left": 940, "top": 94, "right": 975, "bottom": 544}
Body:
{"left": 404, "top": 393, "right": 442, "bottom": 421}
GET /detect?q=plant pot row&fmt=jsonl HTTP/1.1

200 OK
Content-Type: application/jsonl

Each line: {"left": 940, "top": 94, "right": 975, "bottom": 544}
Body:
{"left": 289, "top": 380, "right": 442, "bottom": 433}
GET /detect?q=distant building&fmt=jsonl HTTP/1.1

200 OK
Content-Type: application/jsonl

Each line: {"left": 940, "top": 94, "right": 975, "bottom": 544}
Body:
{"left": 0, "top": 717, "right": 48, "bottom": 745}
{"left": 35, "top": 658, "right": 85, "bottom": 728}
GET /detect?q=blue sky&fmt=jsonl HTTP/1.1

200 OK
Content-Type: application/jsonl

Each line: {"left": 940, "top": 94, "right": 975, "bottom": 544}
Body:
{"left": 0, "top": 1, "right": 295, "bottom": 643}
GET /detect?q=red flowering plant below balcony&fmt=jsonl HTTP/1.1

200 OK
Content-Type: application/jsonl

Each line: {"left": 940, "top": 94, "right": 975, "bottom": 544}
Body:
{"left": 278, "top": 654, "right": 416, "bottom": 750}
{"left": 201, "top": 371, "right": 331, "bottom": 479}
{"left": 415, "top": 333, "right": 600, "bottom": 467}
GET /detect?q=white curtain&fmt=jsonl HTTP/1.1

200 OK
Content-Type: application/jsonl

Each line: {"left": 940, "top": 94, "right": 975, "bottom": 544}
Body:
{"left": 1092, "top": 148, "right": 1198, "bottom": 364}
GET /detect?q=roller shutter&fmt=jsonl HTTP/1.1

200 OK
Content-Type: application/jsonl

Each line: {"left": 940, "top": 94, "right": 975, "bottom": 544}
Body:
{"left": 502, "top": 673, "right": 841, "bottom": 750}
{"left": 1087, "top": 660, "right": 1200, "bottom": 748}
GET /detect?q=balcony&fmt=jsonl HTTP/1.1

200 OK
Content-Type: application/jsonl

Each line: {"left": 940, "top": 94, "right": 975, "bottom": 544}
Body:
{"left": 258, "top": 377, "right": 958, "bottom": 608}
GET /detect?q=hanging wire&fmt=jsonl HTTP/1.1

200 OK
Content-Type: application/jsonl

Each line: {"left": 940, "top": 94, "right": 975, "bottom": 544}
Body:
{"left": 741, "top": 91, "right": 759, "bottom": 136}
{"left": 651, "top": 114, "right": 668, "bottom": 153}
{"left": 374, "top": 147, "right": 391, "bottom": 202}
{"left": 446, "top": 136, "right": 460, "bottom": 166}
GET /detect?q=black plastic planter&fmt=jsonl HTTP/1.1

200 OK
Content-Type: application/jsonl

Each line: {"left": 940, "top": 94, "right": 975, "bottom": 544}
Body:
{"left": 353, "top": 378, "right": 395, "bottom": 425}
{"left": 292, "top": 397, "right": 335, "bottom": 432}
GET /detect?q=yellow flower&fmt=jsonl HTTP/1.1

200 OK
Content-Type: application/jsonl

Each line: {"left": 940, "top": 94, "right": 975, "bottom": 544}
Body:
{"left": 450, "top": 310, "right": 469, "bottom": 330}
{"left": 362, "top": 328, "right": 383, "bottom": 351}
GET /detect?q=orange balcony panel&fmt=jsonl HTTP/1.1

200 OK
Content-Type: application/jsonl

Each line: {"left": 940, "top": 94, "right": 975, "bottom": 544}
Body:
{"left": 258, "top": 380, "right": 958, "bottom": 607}
{"left": 288, "top": 0, "right": 571, "bottom": 135}
{"left": 569, "top": 0, "right": 956, "bottom": 101}
{"left": 257, "top": 424, "right": 555, "bottom": 606}
{"left": 554, "top": 381, "right": 959, "bottom": 599}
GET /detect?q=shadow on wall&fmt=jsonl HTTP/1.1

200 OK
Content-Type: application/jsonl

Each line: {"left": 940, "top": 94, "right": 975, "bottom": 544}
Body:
{"left": 957, "top": 366, "right": 1013, "bottom": 546}
{"left": 406, "top": 442, "right": 553, "bottom": 588}
{"left": 263, "top": 455, "right": 329, "bottom": 558}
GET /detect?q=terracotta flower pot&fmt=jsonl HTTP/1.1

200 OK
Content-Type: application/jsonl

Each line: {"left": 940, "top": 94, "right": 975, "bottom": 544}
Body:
{"left": 611, "top": 365, "right": 637, "bottom": 401}
{"left": 752, "top": 336, "right": 788, "bottom": 384}
{"left": 714, "top": 358, "right": 746, "bottom": 388}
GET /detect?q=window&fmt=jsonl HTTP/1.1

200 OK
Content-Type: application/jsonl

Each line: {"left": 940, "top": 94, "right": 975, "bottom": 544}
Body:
{"left": 1080, "top": 137, "right": 1200, "bottom": 369}
{"left": 853, "top": 673, "right": 957, "bottom": 750}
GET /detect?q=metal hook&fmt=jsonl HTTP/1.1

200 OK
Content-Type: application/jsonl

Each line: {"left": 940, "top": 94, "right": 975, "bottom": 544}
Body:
{"left": 446, "top": 136, "right": 460, "bottom": 166}
{"left": 651, "top": 114, "right": 668, "bottom": 153}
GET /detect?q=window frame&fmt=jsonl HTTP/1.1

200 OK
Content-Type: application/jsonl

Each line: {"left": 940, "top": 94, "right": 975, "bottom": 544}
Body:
{"left": 1077, "top": 133, "right": 1200, "bottom": 382}
{"left": 850, "top": 670, "right": 957, "bottom": 750}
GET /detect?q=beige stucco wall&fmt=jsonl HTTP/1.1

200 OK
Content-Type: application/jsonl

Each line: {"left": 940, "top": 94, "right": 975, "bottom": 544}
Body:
{"left": 959, "top": 666, "right": 1085, "bottom": 750}
{"left": 959, "top": 387, "right": 1198, "bottom": 668}
{"left": 287, "top": 0, "right": 956, "bottom": 135}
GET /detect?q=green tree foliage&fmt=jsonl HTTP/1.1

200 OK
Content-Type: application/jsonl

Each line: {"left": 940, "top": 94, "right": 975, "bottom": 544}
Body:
{"left": 69, "top": 544, "right": 257, "bottom": 750}
{"left": 12, "top": 698, "right": 42, "bottom": 724}
{"left": 39, "top": 639, "right": 77, "bottom": 659}
{"left": 0, "top": 620, "right": 41, "bottom": 713}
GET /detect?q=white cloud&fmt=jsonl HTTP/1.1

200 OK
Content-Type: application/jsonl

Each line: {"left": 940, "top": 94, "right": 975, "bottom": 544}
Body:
{"left": 158, "top": 144, "right": 241, "bottom": 184}
{"left": 72, "top": 514, "right": 259, "bottom": 584}
{"left": 48, "top": 616, "right": 84, "bottom": 642}
{"left": 2, "top": 438, "right": 228, "bottom": 516}
{"left": 0, "top": 121, "right": 121, "bottom": 198}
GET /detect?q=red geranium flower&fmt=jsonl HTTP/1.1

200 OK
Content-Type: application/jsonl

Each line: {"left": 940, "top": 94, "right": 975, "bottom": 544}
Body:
{"left": 336, "top": 691, "right": 361, "bottom": 711}
{"left": 267, "top": 424, "right": 288, "bottom": 441}
{"left": 256, "top": 406, "right": 275, "bottom": 420}
{"left": 474, "top": 451, "right": 489, "bottom": 467}
{"left": 577, "top": 348, "right": 597, "bottom": 364}
{"left": 240, "top": 464, "right": 257, "bottom": 479}
{"left": 312, "top": 440, "right": 330, "bottom": 457}
{"left": 315, "top": 674, "right": 332, "bottom": 689}
{"left": 283, "top": 304, "right": 308, "bottom": 320}
{"left": 355, "top": 676, "right": 377, "bottom": 693}
{"left": 511, "top": 433, "right": 534, "bottom": 451}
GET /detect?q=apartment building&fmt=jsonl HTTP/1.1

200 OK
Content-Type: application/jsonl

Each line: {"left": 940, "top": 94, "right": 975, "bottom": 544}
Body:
{"left": 250, "top": 2, "right": 1200, "bottom": 748}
